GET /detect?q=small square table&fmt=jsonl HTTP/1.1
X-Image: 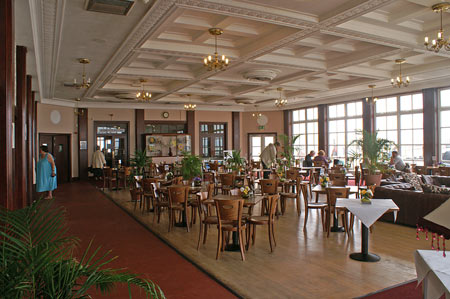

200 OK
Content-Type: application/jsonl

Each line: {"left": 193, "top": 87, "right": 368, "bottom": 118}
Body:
{"left": 336, "top": 198, "right": 399, "bottom": 262}
{"left": 414, "top": 250, "right": 450, "bottom": 299}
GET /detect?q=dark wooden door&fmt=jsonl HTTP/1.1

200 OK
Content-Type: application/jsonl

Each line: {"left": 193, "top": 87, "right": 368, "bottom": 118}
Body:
{"left": 39, "top": 134, "right": 71, "bottom": 184}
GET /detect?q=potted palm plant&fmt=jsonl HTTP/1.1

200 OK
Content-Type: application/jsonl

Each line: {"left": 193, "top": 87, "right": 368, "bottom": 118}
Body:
{"left": 0, "top": 199, "right": 164, "bottom": 298}
{"left": 181, "top": 151, "right": 202, "bottom": 182}
{"left": 350, "top": 130, "right": 395, "bottom": 186}
{"left": 278, "top": 134, "right": 301, "bottom": 168}
{"left": 130, "top": 150, "right": 152, "bottom": 176}
{"left": 226, "top": 150, "right": 245, "bottom": 174}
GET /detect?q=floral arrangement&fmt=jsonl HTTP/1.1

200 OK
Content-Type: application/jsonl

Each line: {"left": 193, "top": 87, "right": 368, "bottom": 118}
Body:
{"left": 165, "top": 171, "right": 174, "bottom": 180}
{"left": 193, "top": 176, "right": 202, "bottom": 186}
{"left": 240, "top": 186, "right": 251, "bottom": 198}
{"left": 438, "top": 162, "right": 446, "bottom": 167}
{"left": 360, "top": 189, "right": 373, "bottom": 204}
{"left": 319, "top": 175, "right": 329, "bottom": 188}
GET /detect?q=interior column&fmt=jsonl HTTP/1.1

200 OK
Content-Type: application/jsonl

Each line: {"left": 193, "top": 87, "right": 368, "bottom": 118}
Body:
{"left": 0, "top": 0, "right": 14, "bottom": 209}
{"left": 15, "top": 45, "right": 27, "bottom": 209}
{"left": 362, "top": 98, "right": 375, "bottom": 134}
{"left": 78, "top": 108, "right": 89, "bottom": 180}
{"left": 232, "top": 111, "right": 240, "bottom": 150}
{"left": 187, "top": 110, "right": 195, "bottom": 154}
{"left": 26, "top": 75, "right": 33, "bottom": 205}
{"left": 135, "top": 109, "right": 145, "bottom": 151}
{"left": 283, "top": 109, "right": 291, "bottom": 137}
{"left": 318, "top": 104, "right": 328, "bottom": 152}
{"left": 423, "top": 88, "right": 438, "bottom": 166}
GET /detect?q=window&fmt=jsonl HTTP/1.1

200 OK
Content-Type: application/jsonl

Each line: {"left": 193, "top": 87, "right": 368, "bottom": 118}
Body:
{"left": 292, "top": 107, "right": 318, "bottom": 159}
{"left": 439, "top": 88, "right": 450, "bottom": 162}
{"left": 375, "top": 93, "right": 423, "bottom": 165}
{"left": 328, "top": 101, "right": 363, "bottom": 163}
{"left": 248, "top": 134, "right": 276, "bottom": 161}
{"left": 199, "top": 122, "right": 227, "bottom": 158}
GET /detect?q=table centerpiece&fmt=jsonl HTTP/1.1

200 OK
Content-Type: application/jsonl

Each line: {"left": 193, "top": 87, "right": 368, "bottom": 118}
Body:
{"left": 360, "top": 188, "right": 373, "bottom": 204}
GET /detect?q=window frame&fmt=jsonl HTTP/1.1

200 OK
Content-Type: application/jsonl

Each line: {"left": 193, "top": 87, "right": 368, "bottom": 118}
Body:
{"left": 199, "top": 122, "right": 227, "bottom": 158}
{"left": 291, "top": 107, "right": 319, "bottom": 160}
{"left": 438, "top": 87, "right": 450, "bottom": 163}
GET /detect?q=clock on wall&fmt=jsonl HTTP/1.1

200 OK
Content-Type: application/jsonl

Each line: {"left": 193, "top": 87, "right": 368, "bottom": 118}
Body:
{"left": 162, "top": 111, "right": 169, "bottom": 119}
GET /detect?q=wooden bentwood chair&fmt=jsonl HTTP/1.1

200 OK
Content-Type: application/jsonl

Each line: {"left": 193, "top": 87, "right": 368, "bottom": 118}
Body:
{"left": 299, "top": 181, "right": 326, "bottom": 231}
{"left": 325, "top": 187, "right": 350, "bottom": 237}
{"left": 215, "top": 199, "right": 246, "bottom": 261}
{"left": 259, "top": 179, "right": 278, "bottom": 216}
{"left": 246, "top": 195, "right": 280, "bottom": 252}
{"left": 196, "top": 184, "right": 217, "bottom": 250}
{"left": 167, "top": 186, "right": 189, "bottom": 233}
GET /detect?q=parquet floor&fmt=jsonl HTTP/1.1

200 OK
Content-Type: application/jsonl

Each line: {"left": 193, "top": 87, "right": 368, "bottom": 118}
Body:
{"left": 103, "top": 187, "right": 433, "bottom": 299}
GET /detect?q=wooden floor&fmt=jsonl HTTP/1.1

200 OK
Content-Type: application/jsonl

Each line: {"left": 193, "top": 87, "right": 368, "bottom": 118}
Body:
{"left": 103, "top": 187, "right": 432, "bottom": 299}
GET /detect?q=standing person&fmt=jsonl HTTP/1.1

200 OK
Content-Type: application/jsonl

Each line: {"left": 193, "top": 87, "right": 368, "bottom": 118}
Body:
{"left": 92, "top": 146, "right": 107, "bottom": 180}
{"left": 260, "top": 142, "right": 281, "bottom": 179}
{"left": 313, "top": 150, "right": 330, "bottom": 168}
{"left": 390, "top": 150, "right": 406, "bottom": 171}
{"left": 36, "top": 145, "right": 57, "bottom": 199}
{"left": 304, "top": 150, "right": 315, "bottom": 167}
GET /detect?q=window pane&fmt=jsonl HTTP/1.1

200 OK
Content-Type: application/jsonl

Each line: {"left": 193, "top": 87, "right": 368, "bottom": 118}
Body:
{"left": 376, "top": 98, "right": 386, "bottom": 114}
{"left": 329, "top": 105, "right": 336, "bottom": 118}
{"left": 441, "top": 89, "right": 450, "bottom": 107}
{"left": 265, "top": 136, "right": 274, "bottom": 146}
{"left": 401, "top": 114, "right": 412, "bottom": 129}
{"left": 386, "top": 97, "right": 397, "bottom": 113}
{"left": 252, "top": 136, "right": 261, "bottom": 147}
{"left": 336, "top": 104, "right": 345, "bottom": 118}
{"left": 441, "top": 111, "right": 450, "bottom": 128}
{"left": 413, "top": 93, "right": 423, "bottom": 110}
{"left": 400, "top": 95, "right": 412, "bottom": 111}
{"left": 306, "top": 108, "right": 315, "bottom": 120}
{"left": 412, "top": 113, "right": 423, "bottom": 129}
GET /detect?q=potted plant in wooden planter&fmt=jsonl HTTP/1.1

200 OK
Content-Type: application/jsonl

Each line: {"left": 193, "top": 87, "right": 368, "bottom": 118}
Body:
{"left": 130, "top": 149, "right": 152, "bottom": 176}
{"left": 181, "top": 151, "right": 202, "bottom": 183}
{"left": 350, "top": 130, "right": 395, "bottom": 186}
{"left": 226, "top": 150, "right": 245, "bottom": 174}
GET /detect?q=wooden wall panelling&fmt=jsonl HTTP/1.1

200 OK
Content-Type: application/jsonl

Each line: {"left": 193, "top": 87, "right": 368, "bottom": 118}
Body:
{"left": 0, "top": 0, "right": 14, "bottom": 209}
{"left": 15, "top": 45, "right": 27, "bottom": 209}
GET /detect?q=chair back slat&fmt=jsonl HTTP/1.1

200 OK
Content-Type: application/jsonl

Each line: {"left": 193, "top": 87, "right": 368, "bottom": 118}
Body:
{"left": 260, "top": 179, "right": 278, "bottom": 195}
{"left": 330, "top": 173, "right": 346, "bottom": 181}
{"left": 331, "top": 179, "right": 346, "bottom": 186}
{"left": 168, "top": 186, "right": 188, "bottom": 205}
{"left": 215, "top": 199, "right": 243, "bottom": 222}
{"left": 220, "top": 173, "right": 234, "bottom": 187}
{"left": 286, "top": 168, "right": 298, "bottom": 180}
{"left": 326, "top": 187, "right": 350, "bottom": 207}
{"left": 267, "top": 195, "right": 280, "bottom": 222}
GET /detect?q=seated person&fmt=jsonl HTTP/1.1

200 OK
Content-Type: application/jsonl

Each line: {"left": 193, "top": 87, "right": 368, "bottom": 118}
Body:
{"left": 390, "top": 150, "right": 406, "bottom": 171}
{"left": 313, "top": 150, "right": 330, "bottom": 168}
{"left": 303, "top": 150, "right": 315, "bottom": 167}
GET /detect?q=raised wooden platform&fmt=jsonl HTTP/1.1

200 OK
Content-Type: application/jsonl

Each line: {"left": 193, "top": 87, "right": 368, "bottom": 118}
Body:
{"left": 104, "top": 188, "right": 432, "bottom": 298}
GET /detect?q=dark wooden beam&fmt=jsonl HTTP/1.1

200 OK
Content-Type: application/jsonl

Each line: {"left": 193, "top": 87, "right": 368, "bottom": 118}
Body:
{"left": 32, "top": 92, "right": 36, "bottom": 201}
{"left": 318, "top": 104, "right": 327, "bottom": 152}
{"left": 362, "top": 98, "right": 374, "bottom": 134}
{"left": 26, "top": 75, "right": 33, "bottom": 206}
{"left": 283, "top": 109, "right": 291, "bottom": 137}
{"left": 0, "top": 0, "right": 14, "bottom": 209}
{"left": 15, "top": 45, "right": 27, "bottom": 209}
{"left": 78, "top": 108, "right": 89, "bottom": 180}
{"left": 135, "top": 109, "right": 145, "bottom": 151}
{"left": 423, "top": 88, "right": 438, "bottom": 166}
{"left": 186, "top": 111, "right": 195, "bottom": 154}
{"left": 232, "top": 112, "right": 240, "bottom": 150}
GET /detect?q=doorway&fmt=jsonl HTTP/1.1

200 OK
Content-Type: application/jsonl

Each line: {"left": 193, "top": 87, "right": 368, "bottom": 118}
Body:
{"left": 39, "top": 134, "right": 72, "bottom": 184}
{"left": 248, "top": 133, "right": 277, "bottom": 161}
{"left": 94, "top": 122, "right": 129, "bottom": 168}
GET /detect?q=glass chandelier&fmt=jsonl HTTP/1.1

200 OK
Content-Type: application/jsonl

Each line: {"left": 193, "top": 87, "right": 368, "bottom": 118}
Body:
{"left": 136, "top": 79, "right": 152, "bottom": 102}
{"left": 391, "top": 59, "right": 410, "bottom": 88}
{"left": 424, "top": 3, "right": 450, "bottom": 53}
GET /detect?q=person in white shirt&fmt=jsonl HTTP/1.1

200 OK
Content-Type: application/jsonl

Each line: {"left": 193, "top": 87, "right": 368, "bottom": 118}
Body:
{"left": 92, "top": 146, "right": 107, "bottom": 180}
{"left": 260, "top": 142, "right": 280, "bottom": 179}
{"left": 390, "top": 150, "right": 406, "bottom": 171}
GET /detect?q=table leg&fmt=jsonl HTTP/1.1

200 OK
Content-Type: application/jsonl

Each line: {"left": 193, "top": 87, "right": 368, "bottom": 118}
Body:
{"left": 330, "top": 213, "right": 345, "bottom": 232}
{"left": 225, "top": 231, "right": 241, "bottom": 251}
{"left": 174, "top": 210, "right": 188, "bottom": 227}
{"left": 349, "top": 224, "right": 380, "bottom": 262}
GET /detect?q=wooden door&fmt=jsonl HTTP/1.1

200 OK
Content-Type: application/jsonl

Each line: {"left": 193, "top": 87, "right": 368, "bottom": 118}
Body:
{"left": 39, "top": 134, "right": 71, "bottom": 184}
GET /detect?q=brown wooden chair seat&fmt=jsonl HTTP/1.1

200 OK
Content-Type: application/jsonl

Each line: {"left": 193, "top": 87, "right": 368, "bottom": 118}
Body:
{"left": 196, "top": 186, "right": 218, "bottom": 250}
{"left": 190, "top": 184, "right": 214, "bottom": 226}
{"left": 279, "top": 191, "right": 297, "bottom": 215}
{"left": 246, "top": 195, "right": 279, "bottom": 252}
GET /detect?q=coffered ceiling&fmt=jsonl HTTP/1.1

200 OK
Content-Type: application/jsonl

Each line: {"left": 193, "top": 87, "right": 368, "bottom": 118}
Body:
{"left": 18, "top": 0, "right": 450, "bottom": 111}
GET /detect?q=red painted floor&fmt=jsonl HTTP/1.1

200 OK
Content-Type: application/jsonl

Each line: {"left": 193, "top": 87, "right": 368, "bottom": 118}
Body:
{"left": 54, "top": 181, "right": 237, "bottom": 299}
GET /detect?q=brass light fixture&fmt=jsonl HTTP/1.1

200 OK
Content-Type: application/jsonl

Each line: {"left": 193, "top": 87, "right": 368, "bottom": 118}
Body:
{"left": 136, "top": 79, "right": 152, "bottom": 102}
{"left": 275, "top": 87, "right": 287, "bottom": 108}
{"left": 184, "top": 94, "right": 196, "bottom": 111}
{"left": 74, "top": 98, "right": 84, "bottom": 116}
{"left": 365, "top": 85, "right": 379, "bottom": 103}
{"left": 73, "top": 58, "right": 91, "bottom": 89}
{"left": 424, "top": 3, "right": 450, "bottom": 52}
{"left": 391, "top": 59, "right": 410, "bottom": 88}
{"left": 252, "top": 105, "right": 262, "bottom": 117}
{"left": 203, "top": 28, "right": 229, "bottom": 71}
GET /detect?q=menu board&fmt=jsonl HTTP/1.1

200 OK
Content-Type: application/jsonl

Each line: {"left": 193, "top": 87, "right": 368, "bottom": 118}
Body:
{"left": 145, "top": 134, "right": 191, "bottom": 157}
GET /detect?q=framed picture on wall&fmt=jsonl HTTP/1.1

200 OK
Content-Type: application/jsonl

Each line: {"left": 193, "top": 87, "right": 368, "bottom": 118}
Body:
{"left": 145, "top": 134, "right": 191, "bottom": 157}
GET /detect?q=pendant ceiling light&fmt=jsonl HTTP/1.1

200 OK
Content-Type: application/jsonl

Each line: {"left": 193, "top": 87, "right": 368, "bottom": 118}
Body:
{"left": 203, "top": 28, "right": 229, "bottom": 71}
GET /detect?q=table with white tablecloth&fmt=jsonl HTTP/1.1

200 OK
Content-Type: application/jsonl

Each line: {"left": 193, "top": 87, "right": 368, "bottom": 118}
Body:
{"left": 336, "top": 198, "right": 399, "bottom": 262}
{"left": 415, "top": 250, "right": 450, "bottom": 299}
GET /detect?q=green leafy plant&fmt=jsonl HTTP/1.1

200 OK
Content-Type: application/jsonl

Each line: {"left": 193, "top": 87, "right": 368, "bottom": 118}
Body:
{"left": 349, "top": 130, "right": 396, "bottom": 175}
{"left": 226, "top": 150, "right": 244, "bottom": 172}
{"left": 0, "top": 199, "right": 164, "bottom": 298}
{"left": 130, "top": 150, "right": 152, "bottom": 175}
{"left": 278, "top": 134, "right": 301, "bottom": 167}
{"left": 181, "top": 151, "right": 202, "bottom": 181}
{"left": 348, "top": 149, "right": 362, "bottom": 169}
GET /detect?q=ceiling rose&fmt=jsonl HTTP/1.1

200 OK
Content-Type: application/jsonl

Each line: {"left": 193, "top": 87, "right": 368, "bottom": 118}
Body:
{"left": 242, "top": 69, "right": 280, "bottom": 82}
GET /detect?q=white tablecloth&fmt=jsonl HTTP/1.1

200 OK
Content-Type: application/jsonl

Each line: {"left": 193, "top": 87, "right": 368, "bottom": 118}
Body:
{"left": 336, "top": 198, "right": 398, "bottom": 228}
{"left": 415, "top": 250, "right": 450, "bottom": 299}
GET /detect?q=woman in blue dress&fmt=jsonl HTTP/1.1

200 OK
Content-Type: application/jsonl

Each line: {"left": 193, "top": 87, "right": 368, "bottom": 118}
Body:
{"left": 36, "top": 145, "right": 57, "bottom": 199}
